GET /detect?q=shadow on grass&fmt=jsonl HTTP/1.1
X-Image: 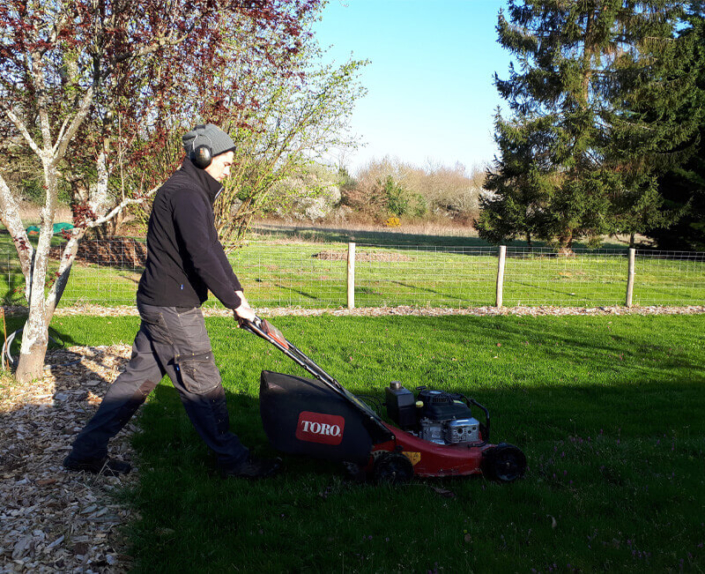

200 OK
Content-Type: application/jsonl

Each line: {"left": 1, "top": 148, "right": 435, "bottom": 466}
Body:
{"left": 505, "top": 278, "right": 613, "bottom": 301}
{"left": 354, "top": 286, "right": 383, "bottom": 296}
{"left": 251, "top": 223, "right": 489, "bottom": 247}
{"left": 19, "top": 313, "right": 704, "bottom": 572}
{"left": 129, "top": 370, "right": 705, "bottom": 573}
{"left": 249, "top": 223, "right": 635, "bottom": 251}
{"left": 272, "top": 283, "right": 320, "bottom": 301}
{"left": 391, "top": 280, "right": 449, "bottom": 298}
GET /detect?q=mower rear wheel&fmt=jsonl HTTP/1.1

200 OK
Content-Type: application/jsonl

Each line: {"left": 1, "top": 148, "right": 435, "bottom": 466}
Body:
{"left": 482, "top": 443, "right": 527, "bottom": 482}
{"left": 373, "top": 452, "right": 414, "bottom": 484}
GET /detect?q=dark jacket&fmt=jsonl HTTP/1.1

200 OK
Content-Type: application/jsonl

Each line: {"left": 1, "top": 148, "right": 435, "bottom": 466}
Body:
{"left": 137, "top": 159, "right": 243, "bottom": 309}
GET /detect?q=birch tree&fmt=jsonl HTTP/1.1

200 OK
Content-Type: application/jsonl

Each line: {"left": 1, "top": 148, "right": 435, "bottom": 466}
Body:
{"left": 0, "top": 0, "right": 319, "bottom": 382}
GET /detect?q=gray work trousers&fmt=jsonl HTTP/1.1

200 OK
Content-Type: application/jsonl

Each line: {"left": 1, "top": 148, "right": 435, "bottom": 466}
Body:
{"left": 68, "top": 302, "right": 249, "bottom": 469}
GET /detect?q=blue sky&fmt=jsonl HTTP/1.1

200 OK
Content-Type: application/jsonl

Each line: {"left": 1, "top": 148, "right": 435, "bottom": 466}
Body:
{"left": 313, "top": 0, "right": 513, "bottom": 175}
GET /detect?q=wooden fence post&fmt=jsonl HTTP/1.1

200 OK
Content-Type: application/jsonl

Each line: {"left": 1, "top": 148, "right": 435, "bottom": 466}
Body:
{"left": 626, "top": 248, "right": 636, "bottom": 308}
{"left": 496, "top": 245, "right": 507, "bottom": 308}
{"left": 347, "top": 242, "right": 356, "bottom": 309}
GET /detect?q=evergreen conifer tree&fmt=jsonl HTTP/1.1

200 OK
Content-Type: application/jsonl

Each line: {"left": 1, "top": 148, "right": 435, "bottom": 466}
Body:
{"left": 477, "top": 0, "right": 698, "bottom": 252}
{"left": 649, "top": 3, "right": 705, "bottom": 250}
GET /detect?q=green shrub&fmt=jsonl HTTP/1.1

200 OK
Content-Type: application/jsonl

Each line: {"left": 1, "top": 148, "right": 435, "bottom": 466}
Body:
{"left": 383, "top": 175, "right": 409, "bottom": 217}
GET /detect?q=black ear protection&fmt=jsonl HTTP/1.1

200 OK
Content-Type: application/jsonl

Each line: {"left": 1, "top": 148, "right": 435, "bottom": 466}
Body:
{"left": 191, "top": 125, "right": 213, "bottom": 169}
{"left": 193, "top": 144, "right": 213, "bottom": 168}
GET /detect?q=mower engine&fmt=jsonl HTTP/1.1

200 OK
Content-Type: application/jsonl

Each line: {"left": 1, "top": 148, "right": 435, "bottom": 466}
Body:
{"left": 385, "top": 382, "right": 486, "bottom": 446}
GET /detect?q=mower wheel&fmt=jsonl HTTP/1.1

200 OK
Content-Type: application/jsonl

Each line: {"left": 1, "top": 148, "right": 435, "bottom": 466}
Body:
{"left": 482, "top": 443, "right": 527, "bottom": 483}
{"left": 343, "top": 462, "right": 368, "bottom": 483}
{"left": 373, "top": 452, "right": 414, "bottom": 484}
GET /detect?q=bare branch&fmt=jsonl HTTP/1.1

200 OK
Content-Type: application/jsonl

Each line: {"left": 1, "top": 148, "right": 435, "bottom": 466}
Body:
{"left": 2, "top": 107, "right": 44, "bottom": 158}
{"left": 52, "top": 117, "right": 71, "bottom": 155}
{"left": 0, "top": 173, "right": 34, "bottom": 282}
{"left": 44, "top": 228, "right": 87, "bottom": 316}
{"left": 36, "top": 7, "right": 71, "bottom": 58}
{"left": 88, "top": 184, "right": 160, "bottom": 227}
{"left": 30, "top": 51, "right": 54, "bottom": 153}
{"left": 52, "top": 86, "right": 96, "bottom": 162}
{"left": 49, "top": 10, "right": 70, "bottom": 45}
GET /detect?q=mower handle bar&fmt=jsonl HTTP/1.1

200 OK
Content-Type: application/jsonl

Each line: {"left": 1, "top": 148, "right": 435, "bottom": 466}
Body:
{"left": 239, "top": 316, "right": 347, "bottom": 395}
{"left": 467, "top": 396, "right": 491, "bottom": 443}
{"left": 240, "top": 316, "right": 392, "bottom": 434}
{"left": 241, "top": 316, "right": 491, "bottom": 445}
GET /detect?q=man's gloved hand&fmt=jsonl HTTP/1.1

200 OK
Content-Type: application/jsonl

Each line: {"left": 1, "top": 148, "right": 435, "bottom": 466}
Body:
{"left": 233, "top": 290, "right": 256, "bottom": 324}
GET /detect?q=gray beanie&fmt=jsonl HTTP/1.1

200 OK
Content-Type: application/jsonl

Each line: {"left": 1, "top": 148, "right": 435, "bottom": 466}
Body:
{"left": 182, "top": 123, "right": 236, "bottom": 159}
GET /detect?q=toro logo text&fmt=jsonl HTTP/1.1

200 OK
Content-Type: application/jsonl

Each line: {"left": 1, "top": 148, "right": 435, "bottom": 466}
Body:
{"left": 296, "top": 411, "right": 345, "bottom": 445}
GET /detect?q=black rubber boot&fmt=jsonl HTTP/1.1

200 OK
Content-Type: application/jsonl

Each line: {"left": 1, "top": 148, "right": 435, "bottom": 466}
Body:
{"left": 220, "top": 455, "right": 282, "bottom": 479}
{"left": 63, "top": 455, "right": 132, "bottom": 477}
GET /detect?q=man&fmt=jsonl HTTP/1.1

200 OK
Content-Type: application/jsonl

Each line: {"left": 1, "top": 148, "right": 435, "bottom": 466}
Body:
{"left": 64, "top": 124, "right": 281, "bottom": 479}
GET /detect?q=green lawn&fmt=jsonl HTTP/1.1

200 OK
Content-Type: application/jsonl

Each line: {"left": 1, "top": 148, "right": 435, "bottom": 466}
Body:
{"left": 37, "top": 313, "right": 705, "bottom": 573}
{"left": 2, "top": 238, "right": 703, "bottom": 308}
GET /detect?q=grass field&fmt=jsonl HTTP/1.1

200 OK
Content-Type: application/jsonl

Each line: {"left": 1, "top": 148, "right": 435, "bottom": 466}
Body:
{"left": 24, "top": 312, "right": 705, "bottom": 573}
{"left": 1, "top": 227, "right": 703, "bottom": 309}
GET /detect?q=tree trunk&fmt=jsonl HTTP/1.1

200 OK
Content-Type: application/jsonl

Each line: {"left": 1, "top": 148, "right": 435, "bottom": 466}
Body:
{"left": 557, "top": 230, "right": 575, "bottom": 256}
{"left": 15, "top": 305, "right": 49, "bottom": 383}
{"left": 13, "top": 154, "right": 58, "bottom": 382}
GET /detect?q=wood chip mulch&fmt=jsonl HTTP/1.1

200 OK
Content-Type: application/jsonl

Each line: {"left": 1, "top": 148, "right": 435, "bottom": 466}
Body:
{"left": 1, "top": 344, "right": 136, "bottom": 574}
{"left": 14, "top": 302, "right": 702, "bottom": 318}
{"left": 1, "top": 302, "right": 703, "bottom": 573}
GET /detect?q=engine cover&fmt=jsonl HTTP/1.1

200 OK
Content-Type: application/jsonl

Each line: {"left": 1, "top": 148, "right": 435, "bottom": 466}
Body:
{"left": 417, "top": 389, "right": 473, "bottom": 421}
{"left": 418, "top": 419, "right": 445, "bottom": 444}
{"left": 385, "top": 383, "right": 486, "bottom": 446}
{"left": 419, "top": 417, "right": 482, "bottom": 445}
{"left": 445, "top": 418, "right": 481, "bottom": 444}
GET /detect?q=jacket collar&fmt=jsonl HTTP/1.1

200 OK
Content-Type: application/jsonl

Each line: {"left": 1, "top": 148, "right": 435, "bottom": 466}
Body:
{"left": 179, "top": 158, "right": 223, "bottom": 205}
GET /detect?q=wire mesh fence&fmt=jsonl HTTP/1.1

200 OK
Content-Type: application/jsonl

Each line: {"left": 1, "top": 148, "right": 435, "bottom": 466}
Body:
{"left": 0, "top": 240, "right": 703, "bottom": 309}
{"left": 232, "top": 244, "right": 349, "bottom": 308}
{"left": 351, "top": 245, "right": 498, "bottom": 307}
{"left": 503, "top": 248, "right": 632, "bottom": 307}
{"left": 632, "top": 250, "right": 705, "bottom": 306}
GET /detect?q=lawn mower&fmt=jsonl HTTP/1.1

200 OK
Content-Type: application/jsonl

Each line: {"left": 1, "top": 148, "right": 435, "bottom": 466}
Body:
{"left": 241, "top": 317, "right": 527, "bottom": 483}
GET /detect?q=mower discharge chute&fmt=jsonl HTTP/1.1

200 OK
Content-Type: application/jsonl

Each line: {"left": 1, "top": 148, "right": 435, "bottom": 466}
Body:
{"left": 241, "top": 318, "right": 526, "bottom": 483}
